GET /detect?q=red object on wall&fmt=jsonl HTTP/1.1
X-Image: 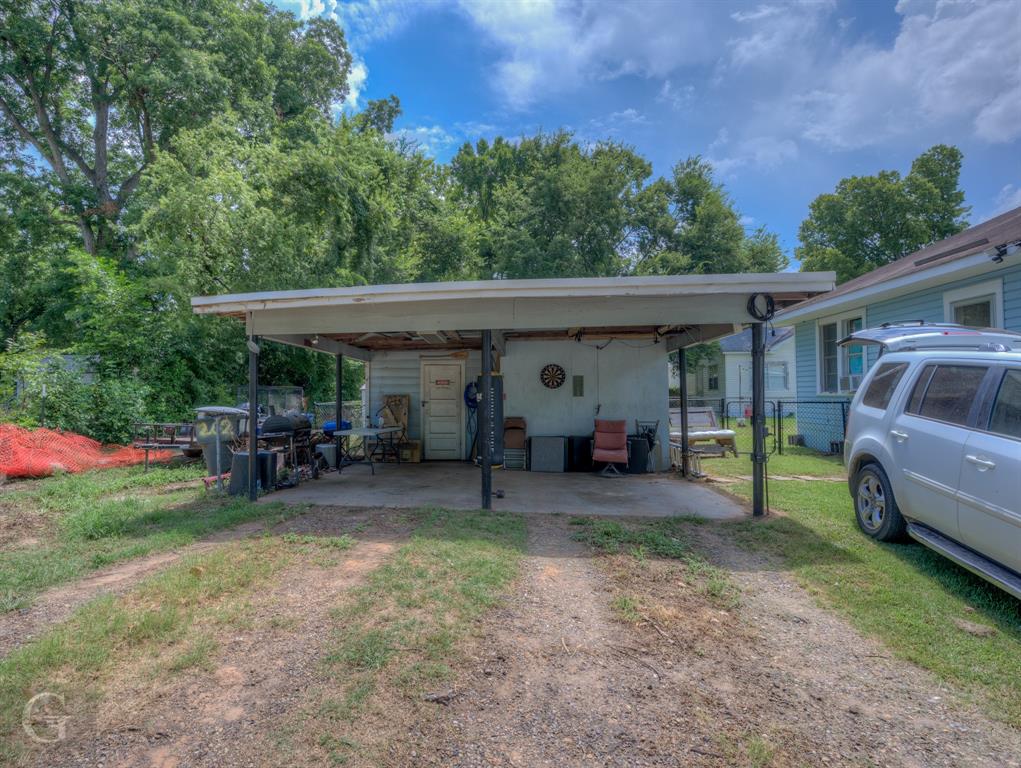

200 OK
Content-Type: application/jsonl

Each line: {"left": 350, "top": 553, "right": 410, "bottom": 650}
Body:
{"left": 0, "top": 424, "right": 172, "bottom": 479}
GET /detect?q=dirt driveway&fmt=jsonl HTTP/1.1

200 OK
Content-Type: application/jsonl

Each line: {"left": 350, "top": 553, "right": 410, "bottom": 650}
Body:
{"left": 11, "top": 511, "right": 1021, "bottom": 768}
{"left": 399, "top": 516, "right": 1020, "bottom": 768}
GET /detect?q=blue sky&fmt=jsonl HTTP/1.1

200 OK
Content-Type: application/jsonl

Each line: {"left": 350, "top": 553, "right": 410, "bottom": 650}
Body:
{"left": 279, "top": 0, "right": 1021, "bottom": 264}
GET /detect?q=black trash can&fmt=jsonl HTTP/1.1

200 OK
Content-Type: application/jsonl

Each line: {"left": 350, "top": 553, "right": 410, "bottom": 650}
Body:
{"left": 228, "top": 451, "right": 278, "bottom": 496}
{"left": 626, "top": 435, "right": 651, "bottom": 474}
{"left": 567, "top": 435, "right": 593, "bottom": 472}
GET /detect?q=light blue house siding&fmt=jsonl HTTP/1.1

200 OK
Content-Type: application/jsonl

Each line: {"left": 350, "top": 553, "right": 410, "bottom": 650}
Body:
{"left": 792, "top": 262, "right": 1021, "bottom": 452}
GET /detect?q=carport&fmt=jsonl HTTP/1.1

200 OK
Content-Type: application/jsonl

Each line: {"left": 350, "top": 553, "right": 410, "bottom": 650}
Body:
{"left": 191, "top": 274, "right": 834, "bottom": 515}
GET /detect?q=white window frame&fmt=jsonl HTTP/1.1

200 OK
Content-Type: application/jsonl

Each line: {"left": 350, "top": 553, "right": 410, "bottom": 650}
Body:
{"left": 942, "top": 278, "right": 1004, "bottom": 328}
{"left": 816, "top": 310, "right": 866, "bottom": 395}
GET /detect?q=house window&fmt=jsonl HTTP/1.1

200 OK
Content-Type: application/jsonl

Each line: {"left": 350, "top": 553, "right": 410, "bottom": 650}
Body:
{"left": 706, "top": 364, "right": 719, "bottom": 391}
{"left": 819, "top": 314, "right": 864, "bottom": 394}
{"left": 943, "top": 279, "right": 1003, "bottom": 328}
{"left": 950, "top": 295, "right": 993, "bottom": 327}
{"left": 766, "top": 362, "right": 788, "bottom": 391}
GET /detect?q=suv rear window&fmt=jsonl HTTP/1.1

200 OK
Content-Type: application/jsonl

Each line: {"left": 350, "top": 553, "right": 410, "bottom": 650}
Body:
{"left": 905, "top": 364, "right": 988, "bottom": 426}
{"left": 989, "top": 369, "right": 1021, "bottom": 439}
{"left": 861, "top": 363, "right": 908, "bottom": 410}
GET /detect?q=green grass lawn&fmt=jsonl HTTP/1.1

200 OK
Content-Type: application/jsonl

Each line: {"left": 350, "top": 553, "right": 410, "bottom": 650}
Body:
{"left": 0, "top": 465, "right": 292, "bottom": 611}
{"left": 700, "top": 450, "right": 1021, "bottom": 727}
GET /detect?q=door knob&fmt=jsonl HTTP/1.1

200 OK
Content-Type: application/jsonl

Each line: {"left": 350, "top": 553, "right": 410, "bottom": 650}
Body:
{"left": 890, "top": 430, "right": 909, "bottom": 442}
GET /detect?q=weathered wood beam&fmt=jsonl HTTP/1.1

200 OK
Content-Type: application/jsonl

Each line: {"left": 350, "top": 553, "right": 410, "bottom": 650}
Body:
{"left": 262, "top": 334, "right": 372, "bottom": 362}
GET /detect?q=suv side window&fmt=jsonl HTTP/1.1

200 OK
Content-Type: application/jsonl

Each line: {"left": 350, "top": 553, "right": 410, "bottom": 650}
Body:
{"left": 862, "top": 363, "right": 908, "bottom": 410}
{"left": 988, "top": 369, "right": 1021, "bottom": 439}
{"left": 905, "top": 364, "right": 988, "bottom": 426}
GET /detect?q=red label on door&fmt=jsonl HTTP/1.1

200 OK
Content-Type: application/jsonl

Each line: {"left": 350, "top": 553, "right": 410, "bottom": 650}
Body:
{"left": 435, "top": 379, "right": 451, "bottom": 386}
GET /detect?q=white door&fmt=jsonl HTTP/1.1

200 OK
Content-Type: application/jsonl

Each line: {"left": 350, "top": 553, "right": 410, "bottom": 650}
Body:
{"left": 957, "top": 368, "right": 1021, "bottom": 573}
{"left": 888, "top": 363, "right": 989, "bottom": 537}
{"left": 421, "top": 360, "right": 464, "bottom": 460}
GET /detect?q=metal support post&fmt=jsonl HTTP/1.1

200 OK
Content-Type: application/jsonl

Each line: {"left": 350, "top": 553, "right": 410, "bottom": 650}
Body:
{"left": 480, "top": 330, "right": 493, "bottom": 510}
{"left": 751, "top": 323, "right": 766, "bottom": 516}
{"left": 677, "top": 348, "right": 690, "bottom": 477}
{"left": 248, "top": 336, "right": 259, "bottom": 502}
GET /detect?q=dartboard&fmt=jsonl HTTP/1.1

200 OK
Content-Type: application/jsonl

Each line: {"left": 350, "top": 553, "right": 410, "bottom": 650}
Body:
{"left": 540, "top": 363, "right": 566, "bottom": 389}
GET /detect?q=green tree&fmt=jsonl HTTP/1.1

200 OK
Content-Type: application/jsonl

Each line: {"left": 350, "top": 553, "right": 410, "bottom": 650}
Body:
{"left": 451, "top": 131, "right": 667, "bottom": 278}
{"left": 635, "top": 156, "right": 787, "bottom": 275}
{"left": 797, "top": 145, "right": 970, "bottom": 283}
{"left": 0, "top": 0, "right": 351, "bottom": 256}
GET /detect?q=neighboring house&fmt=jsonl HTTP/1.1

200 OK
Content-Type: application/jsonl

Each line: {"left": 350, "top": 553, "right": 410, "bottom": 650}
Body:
{"left": 673, "top": 328, "right": 797, "bottom": 406}
{"left": 778, "top": 205, "right": 1021, "bottom": 451}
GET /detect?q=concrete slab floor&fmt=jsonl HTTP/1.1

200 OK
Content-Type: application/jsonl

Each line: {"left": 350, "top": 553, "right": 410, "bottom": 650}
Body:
{"left": 263, "top": 462, "right": 747, "bottom": 521}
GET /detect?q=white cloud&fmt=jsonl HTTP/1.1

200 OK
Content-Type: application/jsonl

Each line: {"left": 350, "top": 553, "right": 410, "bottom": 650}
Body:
{"left": 731, "top": 5, "right": 784, "bottom": 23}
{"left": 455, "top": 0, "right": 724, "bottom": 109}
{"left": 795, "top": 0, "right": 1021, "bottom": 149}
{"left": 727, "top": 0, "right": 833, "bottom": 69}
{"left": 587, "top": 107, "right": 650, "bottom": 136}
{"left": 344, "top": 58, "right": 369, "bottom": 110}
{"left": 657, "top": 80, "right": 694, "bottom": 111}
{"left": 987, "top": 183, "right": 1021, "bottom": 219}
{"left": 388, "top": 125, "right": 458, "bottom": 156}
{"left": 332, "top": 0, "right": 430, "bottom": 47}
{"left": 707, "top": 129, "right": 799, "bottom": 174}
{"left": 296, "top": 0, "right": 326, "bottom": 20}
{"left": 454, "top": 121, "right": 499, "bottom": 138}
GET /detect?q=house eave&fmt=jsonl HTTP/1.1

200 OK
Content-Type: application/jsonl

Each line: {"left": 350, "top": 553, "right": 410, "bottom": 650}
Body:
{"left": 776, "top": 249, "right": 1013, "bottom": 326}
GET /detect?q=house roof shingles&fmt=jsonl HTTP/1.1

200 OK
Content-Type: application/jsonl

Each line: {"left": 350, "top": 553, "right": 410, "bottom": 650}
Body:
{"left": 782, "top": 205, "right": 1021, "bottom": 315}
{"left": 718, "top": 326, "right": 794, "bottom": 353}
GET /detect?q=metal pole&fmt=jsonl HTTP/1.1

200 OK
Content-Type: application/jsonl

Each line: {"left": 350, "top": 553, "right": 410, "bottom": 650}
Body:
{"left": 480, "top": 330, "right": 493, "bottom": 510}
{"left": 248, "top": 336, "right": 259, "bottom": 502}
{"left": 677, "top": 348, "right": 690, "bottom": 476}
{"left": 335, "top": 353, "right": 344, "bottom": 467}
{"left": 215, "top": 417, "right": 223, "bottom": 492}
{"left": 751, "top": 323, "right": 766, "bottom": 516}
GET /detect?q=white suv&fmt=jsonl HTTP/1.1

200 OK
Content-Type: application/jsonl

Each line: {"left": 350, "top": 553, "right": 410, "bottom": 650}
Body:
{"left": 842, "top": 323, "right": 1021, "bottom": 600}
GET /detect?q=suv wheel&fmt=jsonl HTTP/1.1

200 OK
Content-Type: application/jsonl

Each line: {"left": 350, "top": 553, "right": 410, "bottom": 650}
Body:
{"left": 853, "top": 463, "right": 905, "bottom": 542}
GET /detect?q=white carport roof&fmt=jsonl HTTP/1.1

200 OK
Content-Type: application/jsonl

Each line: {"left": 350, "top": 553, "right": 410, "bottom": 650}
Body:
{"left": 191, "top": 273, "right": 835, "bottom": 360}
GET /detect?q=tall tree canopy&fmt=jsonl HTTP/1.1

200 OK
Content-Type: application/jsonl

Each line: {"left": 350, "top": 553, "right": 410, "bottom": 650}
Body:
{"left": 451, "top": 137, "right": 786, "bottom": 279}
{"left": 0, "top": 2, "right": 797, "bottom": 439}
{"left": 797, "top": 145, "right": 969, "bottom": 283}
{"left": 0, "top": 0, "right": 351, "bottom": 256}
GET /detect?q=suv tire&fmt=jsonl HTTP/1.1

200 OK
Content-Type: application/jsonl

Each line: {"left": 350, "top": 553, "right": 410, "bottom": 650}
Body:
{"left": 853, "top": 463, "right": 906, "bottom": 542}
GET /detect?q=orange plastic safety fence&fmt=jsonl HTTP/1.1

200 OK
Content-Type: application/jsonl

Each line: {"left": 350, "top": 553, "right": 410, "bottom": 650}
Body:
{"left": 0, "top": 424, "right": 173, "bottom": 479}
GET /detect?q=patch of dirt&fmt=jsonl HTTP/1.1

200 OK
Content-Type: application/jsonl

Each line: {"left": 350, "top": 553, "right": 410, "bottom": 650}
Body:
{"left": 389, "top": 515, "right": 1021, "bottom": 768}
{"left": 0, "top": 519, "right": 268, "bottom": 660}
{"left": 0, "top": 497, "right": 52, "bottom": 550}
{"left": 0, "top": 506, "right": 414, "bottom": 660}
{"left": 25, "top": 507, "right": 417, "bottom": 768}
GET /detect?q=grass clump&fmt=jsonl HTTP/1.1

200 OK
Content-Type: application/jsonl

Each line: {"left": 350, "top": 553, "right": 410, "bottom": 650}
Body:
{"left": 0, "top": 465, "right": 296, "bottom": 610}
{"left": 295, "top": 508, "right": 525, "bottom": 763}
{"left": 700, "top": 450, "right": 1021, "bottom": 727}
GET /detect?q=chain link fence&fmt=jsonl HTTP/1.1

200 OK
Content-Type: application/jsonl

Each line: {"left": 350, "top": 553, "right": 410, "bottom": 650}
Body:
{"left": 672, "top": 397, "right": 850, "bottom": 456}
{"left": 776, "top": 399, "right": 850, "bottom": 455}
{"left": 312, "top": 400, "right": 364, "bottom": 427}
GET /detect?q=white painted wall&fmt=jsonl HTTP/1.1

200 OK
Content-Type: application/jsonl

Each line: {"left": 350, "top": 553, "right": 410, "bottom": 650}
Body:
{"left": 722, "top": 334, "right": 797, "bottom": 401}
{"left": 501, "top": 339, "right": 670, "bottom": 468}
{"left": 367, "top": 339, "right": 671, "bottom": 468}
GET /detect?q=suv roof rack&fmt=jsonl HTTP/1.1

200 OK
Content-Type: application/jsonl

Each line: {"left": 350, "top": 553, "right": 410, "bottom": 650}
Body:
{"left": 839, "top": 322, "right": 1021, "bottom": 353}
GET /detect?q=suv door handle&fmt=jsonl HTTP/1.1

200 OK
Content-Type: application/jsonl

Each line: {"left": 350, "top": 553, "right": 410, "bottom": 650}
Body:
{"left": 890, "top": 430, "right": 909, "bottom": 442}
{"left": 965, "top": 454, "right": 996, "bottom": 471}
